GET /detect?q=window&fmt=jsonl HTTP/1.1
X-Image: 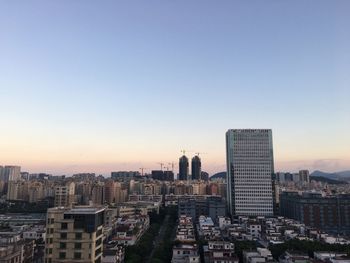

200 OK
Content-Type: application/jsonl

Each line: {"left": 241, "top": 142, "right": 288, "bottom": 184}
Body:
{"left": 76, "top": 233, "right": 82, "bottom": 239}
{"left": 60, "top": 233, "right": 67, "bottom": 239}
{"left": 95, "top": 238, "right": 102, "bottom": 246}
{"left": 75, "top": 243, "right": 82, "bottom": 249}
{"left": 61, "top": 223, "right": 68, "bottom": 230}
{"left": 59, "top": 252, "right": 66, "bottom": 259}
{"left": 59, "top": 243, "right": 66, "bottom": 249}
{"left": 74, "top": 252, "right": 81, "bottom": 259}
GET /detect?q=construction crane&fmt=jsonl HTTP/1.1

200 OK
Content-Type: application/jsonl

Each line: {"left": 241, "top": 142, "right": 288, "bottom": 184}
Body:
{"left": 168, "top": 162, "right": 176, "bottom": 172}
{"left": 157, "top": 162, "right": 164, "bottom": 170}
{"left": 139, "top": 167, "right": 147, "bottom": 176}
{"left": 181, "top": 149, "right": 193, "bottom": 156}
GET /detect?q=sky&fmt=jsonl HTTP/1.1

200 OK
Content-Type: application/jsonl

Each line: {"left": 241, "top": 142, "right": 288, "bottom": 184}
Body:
{"left": 0, "top": 1, "right": 349, "bottom": 176}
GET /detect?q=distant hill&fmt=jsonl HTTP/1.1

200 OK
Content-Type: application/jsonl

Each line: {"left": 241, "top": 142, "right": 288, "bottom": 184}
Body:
{"left": 310, "top": 175, "right": 347, "bottom": 185}
{"left": 209, "top": 170, "right": 350, "bottom": 184}
{"left": 337, "top": 171, "right": 350, "bottom": 177}
{"left": 210, "top": 172, "right": 226, "bottom": 180}
{"left": 310, "top": 170, "right": 350, "bottom": 182}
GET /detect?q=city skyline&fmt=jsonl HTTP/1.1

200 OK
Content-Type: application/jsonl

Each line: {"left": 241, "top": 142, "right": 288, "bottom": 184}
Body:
{"left": 1, "top": 1, "right": 349, "bottom": 175}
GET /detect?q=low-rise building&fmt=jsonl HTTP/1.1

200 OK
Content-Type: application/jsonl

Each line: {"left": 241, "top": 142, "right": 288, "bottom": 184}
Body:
{"left": 176, "top": 216, "right": 196, "bottom": 242}
{"left": 110, "top": 215, "right": 149, "bottom": 246}
{"left": 172, "top": 216, "right": 199, "bottom": 263}
{"left": 243, "top": 248, "right": 276, "bottom": 263}
{"left": 0, "top": 240, "right": 34, "bottom": 263}
{"left": 172, "top": 244, "right": 200, "bottom": 263}
{"left": 218, "top": 216, "right": 231, "bottom": 230}
{"left": 0, "top": 243, "right": 23, "bottom": 263}
{"left": 178, "top": 196, "right": 226, "bottom": 221}
{"left": 203, "top": 241, "right": 238, "bottom": 263}
{"left": 314, "top": 252, "right": 350, "bottom": 263}
{"left": 279, "top": 251, "right": 309, "bottom": 263}
{"left": 22, "top": 225, "right": 46, "bottom": 240}
{"left": 246, "top": 222, "right": 261, "bottom": 239}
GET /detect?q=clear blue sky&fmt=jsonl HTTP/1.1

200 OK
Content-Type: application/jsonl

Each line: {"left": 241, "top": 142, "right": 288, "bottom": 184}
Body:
{"left": 0, "top": 1, "right": 349, "bottom": 175}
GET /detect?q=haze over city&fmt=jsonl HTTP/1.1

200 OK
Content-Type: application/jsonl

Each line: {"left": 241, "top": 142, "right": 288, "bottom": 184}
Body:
{"left": 1, "top": 1, "right": 349, "bottom": 175}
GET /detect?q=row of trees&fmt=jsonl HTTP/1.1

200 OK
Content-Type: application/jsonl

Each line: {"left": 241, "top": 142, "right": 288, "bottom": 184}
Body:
{"left": 124, "top": 207, "right": 169, "bottom": 263}
{"left": 151, "top": 206, "right": 178, "bottom": 263}
{"left": 234, "top": 240, "right": 257, "bottom": 262}
{"left": 0, "top": 199, "right": 54, "bottom": 213}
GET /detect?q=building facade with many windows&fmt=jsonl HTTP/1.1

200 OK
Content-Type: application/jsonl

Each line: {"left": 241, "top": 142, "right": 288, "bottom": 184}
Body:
{"left": 191, "top": 155, "right": 201, "bottom": 180}
{"left": 280, "top": 192, "right": 350, "bottom": 235}
{"left": 45, "top": 206, "right": 105, "bottom": 263}
{"left": 226, "top": 129, "right": 275, "bottom": 216}
{"left": 179, "top": 155, "right": 189, "bottom": 180}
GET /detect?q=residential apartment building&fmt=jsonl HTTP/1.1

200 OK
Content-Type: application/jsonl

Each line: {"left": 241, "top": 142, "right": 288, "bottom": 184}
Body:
{"left": 243, "top": 248, "right": 275, "bottom": 263}
{"left": 45, "top": 206, "right": 105, "bottom": 263}
{"left": 203, "top": 241, "right": 238, "bottom": 263}
{"left": 1, "top": 166, "right": 21, "bottom": 182}
{"left": 178, "top": 196, "right": 226, "bottom": 221}
{"left": 172, "top": 216, "right": 199, "bottom": 263}
{"left": 280, "top": 192, "right": 350, "bottom": 235}
{"left": 54, "top": 182, "right": 75, "bottom": 207}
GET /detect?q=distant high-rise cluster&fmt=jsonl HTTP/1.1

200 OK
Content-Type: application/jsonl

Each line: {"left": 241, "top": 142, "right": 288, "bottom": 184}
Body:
{"left": 276, "top": 170, "right": 310, "bottom": 183}
{"left": 178, "top": 154, "right": 205, "bottom": 180}
{"left": 226, "top": 129, "right": 275, "bottom": 216}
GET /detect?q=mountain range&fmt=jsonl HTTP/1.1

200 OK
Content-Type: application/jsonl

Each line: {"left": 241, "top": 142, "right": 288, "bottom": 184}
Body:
{"left": 210, "top": 170, "right": 350, "bottom": 184}
{"left": 310, "top": 170, "right": 350, "bottom": 182}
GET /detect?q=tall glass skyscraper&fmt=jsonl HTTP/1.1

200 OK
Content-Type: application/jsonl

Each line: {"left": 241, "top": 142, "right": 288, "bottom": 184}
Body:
{"left": 226, "top": 129, "right": 275, "bottom": 216}
{"left": 191, "top": 155, "right": 201, "bottom": 180}
{"left": 179, "top": 155, "right": 189, "bottom": 180}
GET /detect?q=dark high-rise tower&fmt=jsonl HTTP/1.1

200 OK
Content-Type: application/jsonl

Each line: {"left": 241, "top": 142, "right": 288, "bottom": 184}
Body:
{"left": 191, "top": 155, "right": 201, "bottom": 180}
{"left": 178, "top": 155, "right": 189, "bottom": 180}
